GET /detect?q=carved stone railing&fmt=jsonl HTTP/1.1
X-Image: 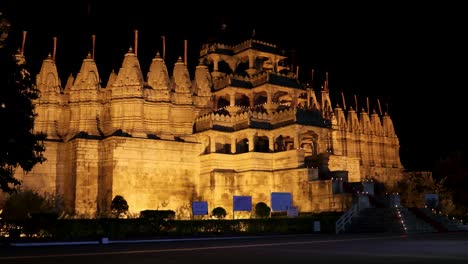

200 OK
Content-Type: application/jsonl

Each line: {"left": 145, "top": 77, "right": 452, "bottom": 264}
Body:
{"left": 194, "top": 106, "right": 297, "bottom": 132}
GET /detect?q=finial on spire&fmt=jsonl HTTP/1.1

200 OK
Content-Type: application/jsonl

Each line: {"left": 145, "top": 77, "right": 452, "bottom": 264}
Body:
{"left": 177, "top": 56, "right": 183, "bottom": 62}
{"left": 341, "top": 92, "right": 347, "bottom": 110}
{"left": 252, "top": 28, "right": 256, "bottom": 38}
{"left": 354, "top": 94, "right": 358, "bottom": 111}
{"left": 155, "top": 51, "right": 161, "bottom": 58}
{"left": 161, "top": 36, "right": 166, "bottom": 60}
{"left": 366, "top": 97, "right": 370, "bottom": 113}
{"left": 377, "top": 98, "right": 382, "bottom": 115}
{"left": 47, "top": 53, "right": 52, "bottom": 59}
{"left": 134, "top": 30, "right": 138, "bottom": 56}
{"left": 91, "top": 34, "right": 96, "bottom": 60}
{"left": 20, "top": 31, "right": 27, "bottom": 56}
{"left": 324, "top": 71, "right": 329, "bottom": 91}
{"left": 184, "top": 39, "right": 188, "bottom": 66}
{"left": 128, "top": 46, "right": 133, "bottom": 53}
{"left": 86, "top": 52, "right": 92, "bottom": 59}
{"left": 52, "top": 36, "right": 57, "bottom": 61}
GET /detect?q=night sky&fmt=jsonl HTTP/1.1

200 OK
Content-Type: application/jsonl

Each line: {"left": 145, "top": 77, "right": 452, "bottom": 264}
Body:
{"left": 1, "top": 1, "right": 466, "bottom": 170}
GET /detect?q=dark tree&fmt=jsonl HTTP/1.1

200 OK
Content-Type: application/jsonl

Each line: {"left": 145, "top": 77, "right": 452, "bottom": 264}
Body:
{"left": 111, "top": 195, "right": 129, "bottom": 218}
{"left": 0, "top": 14, "right": 46, "bottom": 193}
{"left": 211, "top": 206, "right": 227, "bottom": 219}
{"left": 254, "top": 202, "right": 271, "bottom": 218}
{"left": 1, "top": 189, "right": 55, "bottom": 221}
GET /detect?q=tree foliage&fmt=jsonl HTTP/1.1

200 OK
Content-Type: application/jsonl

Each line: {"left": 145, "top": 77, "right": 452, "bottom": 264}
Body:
{"left": 110, "top": 195, "right": 129, "bottom": 218}
{"left": 0, "top": 14, "right": 46, "bottom": 193}
{"left": 393, "top": 171, "right": 455, "bottom": 215}
{"left": 254, "top": 202, "right": 271, "bottom": 218}
{"left": 211, "top": 206, "right": 227, "bottom": 219}
{"left": 1, "top": 189, "right": 55, "bottom": 221}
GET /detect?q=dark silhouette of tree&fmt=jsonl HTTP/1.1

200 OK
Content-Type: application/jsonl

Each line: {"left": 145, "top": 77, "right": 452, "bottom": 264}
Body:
{"left": 392, "top": 171, "right": 455, "bottom": 215}
{"left": 110, "top": 195, "right": 129, "bottom": 218}
{"left": 1, "top": 189, "right": 55, "bottom": 221}
{"left": 254, "top": 202, "right": 271, "bottom": 218}
{"left": 211, "top": 206, "right": 226, "bottom": 219}
{"left": 0, "top": 13, "right": 46, "bottom": 193}
{"left": 433, "top": 148, "right": 468, "bottom": 214}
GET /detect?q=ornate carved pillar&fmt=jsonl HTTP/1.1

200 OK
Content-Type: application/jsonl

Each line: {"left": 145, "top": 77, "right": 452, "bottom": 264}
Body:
{"left": 269, "top": 136, "right": 274, "bottom": 152}
{"left": 210, "top": 135, "right": 216, "bottom": 153}
{"left": 248, "top": 134, "right": 255, "bottom": 152}
{"left": 229, "top": 92, "right": 235, "bottom": 107}
{"left": 231, "top": 137, "right": 236, "bottom": 154}
{"left": 246, "top": 51, "right": 256, "bottom": 76}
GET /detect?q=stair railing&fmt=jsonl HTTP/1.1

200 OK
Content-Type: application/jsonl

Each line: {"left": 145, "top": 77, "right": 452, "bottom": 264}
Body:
{"left": 335, "top": 202, "right": 359, "bottom": 234}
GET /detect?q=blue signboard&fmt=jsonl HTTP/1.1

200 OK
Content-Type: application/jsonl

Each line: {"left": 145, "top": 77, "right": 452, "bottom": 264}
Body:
{"left": 192, "top": 201, "right": 208, "bottom": 215}
{"left": 271, "top": 192, "right": 292, "bottom": 211}
{"left": 233, "top": 196, "right": 252, "bottom": 211}
{"left": 287, "top": 206, "right": 298, "bottom": 217}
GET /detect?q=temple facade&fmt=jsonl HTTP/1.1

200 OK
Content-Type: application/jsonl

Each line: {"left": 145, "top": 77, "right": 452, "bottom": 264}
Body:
{"left": 7, "top": 35, "right": 403, "bottom": 219}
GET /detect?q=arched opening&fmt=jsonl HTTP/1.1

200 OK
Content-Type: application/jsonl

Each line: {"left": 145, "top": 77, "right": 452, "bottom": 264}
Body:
{"left": 254, "top": 92, "right": 267, "bottom": 106}
{"left": 235, "top": 94, "right": 250, "bottom": 108}
{"left": 215, "top": 142, "right": 231, "bottom": 154}
{"left": 235, "top": 61, "right": 249, "bottom": 76}
{"left": 274, "top": 135, "right": 294, "bottom": 152}
{"left": 218, "top": 61, "right": 233, "bottom": 75}
{"left": 216, "top": 96, "right": 230, "bottom": 109}
{"left": 254, "top": 136, "right": 270, "bottom": 153}
{"left": 236, "top": 138, "right": 249, "bottom": 154}
{"left": 273, "top": 91, "right": 291, "bottom": 105}
{"left": 300, "top": 132, "right": 318, "bottom": 156}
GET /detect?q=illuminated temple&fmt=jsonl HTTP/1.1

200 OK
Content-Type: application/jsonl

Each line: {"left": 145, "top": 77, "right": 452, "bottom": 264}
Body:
{"left": 8, "top": 33, "right": 403, "bottom": 218}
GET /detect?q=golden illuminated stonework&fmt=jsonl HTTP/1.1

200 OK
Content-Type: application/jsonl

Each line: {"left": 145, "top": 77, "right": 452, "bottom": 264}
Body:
{"left": 5, "top": 35, "right": 403, "bottom": 219}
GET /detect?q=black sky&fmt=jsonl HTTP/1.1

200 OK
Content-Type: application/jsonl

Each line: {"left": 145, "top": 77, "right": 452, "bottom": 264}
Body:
{"left": 1, "top": 1, "right": 466, "bottom": 170}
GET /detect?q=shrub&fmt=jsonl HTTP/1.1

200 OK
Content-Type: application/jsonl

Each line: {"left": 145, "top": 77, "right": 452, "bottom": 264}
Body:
{"left": 211, "top": 207, "right": 227, "bottom": 219}
{"left": 110, "top": 195, "right": 129, "bottom": 218}
{"left": 254, "top": 202, "right": 271, "bottom": 218}
{"left": 1, "top": 189, "right": 55, "bottom": 222}
{"left": 139, "top": 210, "right": 175, "bottom": 220}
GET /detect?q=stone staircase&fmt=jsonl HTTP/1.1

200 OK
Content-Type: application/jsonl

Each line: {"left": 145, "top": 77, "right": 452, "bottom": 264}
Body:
{"left": 336, "top": 193, "right": 468, "bottom": 234}
{"left": 415, "top": 208, "right": 468, "bottom": 232}
{"left": 344, "top": 207, "right": 437, "bottom": 234}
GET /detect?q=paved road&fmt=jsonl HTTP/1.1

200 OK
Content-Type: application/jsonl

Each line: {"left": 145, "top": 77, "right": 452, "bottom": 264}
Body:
{"left": 1, "top": 232, "right": 467, "bottom": 263}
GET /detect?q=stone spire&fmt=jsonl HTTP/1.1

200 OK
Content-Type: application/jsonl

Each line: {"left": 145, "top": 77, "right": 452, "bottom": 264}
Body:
{"left": 64, "top": 73, "right": 75, "bottom": 91}
{"left": 346, "top": 107, "right": 360, "bottom": 133}
{"left": 113, "top": 47, "right": 144, "bottom": 89}
{"left": 359, "top": 109, "right": 371, "bottom": 134}
{"left": 106, "top": 70, "right": 117, "bottom": 87}
{"left": 147, "top": 51, "right": 170, "bottom": 101}
{"left": 370, "top": 110, "right": 383, "bottom": 136}
{"left": 71, "top": 53, "right": 101, "bottom": 91}
{"left": 306, "top": 83, "right": 319, "bottom": 110}
{"left": 333, "top": 104, "right": 347, "bottom": 130}
{"left": 171, "top": 56, "right": 192, "bottom": 105}
{"left": 382, "top": 112, "right": 396, "bottom": 137}
{"left": 36, "top": 53, "right": 62, "bottom": 96}
{"left": 194, "top": 60, "right": 212, "bottom": 97}
{"left": 34, "top": 53, "right": 63, "bottom": 139}
{"left": 109, "top": 48, "right": 145, "bottom": 137}
{"left": 172, "top": 56, "right": 192, "bottom": 93}
{"left": 67, "top": 54, "right": 102, "bottom": 138}
{"left": 193, "top": 60, "right": 213, "bottom": 115}
{"left": 320, "top": 89, "right": 333, "bottom": 119}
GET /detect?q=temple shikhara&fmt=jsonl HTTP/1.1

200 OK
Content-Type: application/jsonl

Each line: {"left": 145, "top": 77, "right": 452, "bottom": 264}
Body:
{"left": 6, "top": 31, "right": 403, "bottom": 219}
